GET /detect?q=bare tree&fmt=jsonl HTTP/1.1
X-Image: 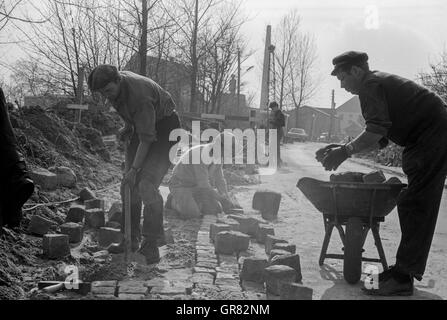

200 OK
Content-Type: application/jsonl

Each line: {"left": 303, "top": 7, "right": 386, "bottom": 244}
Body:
{"left": 162, "top": 0, "right": 251, "bottom": 114}
{"left": 161, "top": 0, "right": 225, "bottom": 113}
{"left": 0, "top": 0, "right": 46, "bottom": 36}
{"left": 272, "top": 10, "right": 318, "bottom": 126}
{"left": 11, "top": 0, "right": 165, "bottom": 96}
{"left": 199, "top": 15, "right": 252, "bottom": 114}
{"left": 288, "top": 33, "right": 318, "bottom": 127}
{"left": 272, "top": 12, "right": 299, "bottom": 109}
{"left": 419, "top": 51, "right": 447, "bottom": 102}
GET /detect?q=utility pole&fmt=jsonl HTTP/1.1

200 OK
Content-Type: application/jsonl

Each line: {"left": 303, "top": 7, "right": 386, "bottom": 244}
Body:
{"left": 260, "top": 25, "right": 271, "bottom": 111}
{"left": 237, "top": 48, "right": 241, "bottom": 109}
{"left": 139, "top": 0, "right": 148, "bottom": 76}
{"left": 189, "top": 0, "right": 199, "bottom": 113}
{"left": 271, "top": 47, "right": 276, "bottom": 102}
{"left": 76, "top": 66, "right": 85, "bottom": 124}
{"left": 267, "top": 44, "right": 275, "bottom": 132}
{"left": 328, "top": 90, "right": 336, "bottom": 141}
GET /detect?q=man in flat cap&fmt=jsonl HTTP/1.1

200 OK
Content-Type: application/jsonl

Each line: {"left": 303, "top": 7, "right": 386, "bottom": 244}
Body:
{"left": 316, "top": 51, "right": 447, "bottom": 296}
{"left": 0, "top": 87, "right": 34, "bottom": 232}
{"left": 88, "top": 65, "right": 181, "bottom": 264}
{"left": 269, "top": 101, "right": 285, "bottom": 167}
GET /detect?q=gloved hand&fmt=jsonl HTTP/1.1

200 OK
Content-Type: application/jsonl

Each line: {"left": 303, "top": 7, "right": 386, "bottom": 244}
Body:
{"left": 123, "top": 167, "right": 138, "bottom": 186}
{"left": 315, "top": 144, "right": 342, "bottom": 163}
{"left": 322, "top": 145, "right": 349, "bottom": 171}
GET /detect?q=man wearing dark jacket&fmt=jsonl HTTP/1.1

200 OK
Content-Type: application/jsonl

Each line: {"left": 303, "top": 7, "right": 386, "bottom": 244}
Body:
{"left": 269, "top": 101, "right": 285, "bottom": 167}
{"left": 316, "top": 51, "right": 447, "bottom": 296}
{"left": 88, "top": 65, "right": 181, "bottom": 264}
{"left": 0, "top": 87, "right": 34, "bottom": 232}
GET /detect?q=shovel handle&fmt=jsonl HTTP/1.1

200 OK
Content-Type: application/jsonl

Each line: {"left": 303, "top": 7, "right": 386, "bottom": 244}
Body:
{"left": 42, "top": 282, "right": 65, "bottom": 294}
{"left": 124, "top": 184, "right": 132, "bottom": 263}
{"left": 123, "top": 140, "right": 132, "bottom": 263}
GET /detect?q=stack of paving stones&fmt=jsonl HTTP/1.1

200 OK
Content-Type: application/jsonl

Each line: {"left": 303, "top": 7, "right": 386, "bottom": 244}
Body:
{"left": 191, "top": 214, "right": 247, "bottom": 299}
{"left": 90, "top": 280, "right": 118, "bottom": 299}
{"left": 198, "top": 190, "right": 312, "bottom": 300}
{"left": 90, "top": 271, "right": 195, "bottom": 300}
{"left": 40, "top": 187, "right": 118, "bottom": 258}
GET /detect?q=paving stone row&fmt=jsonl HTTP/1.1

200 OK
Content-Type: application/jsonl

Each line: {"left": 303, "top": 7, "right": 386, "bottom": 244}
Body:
{"left": 89, "top": 271, "right": 195, "bottom": 300}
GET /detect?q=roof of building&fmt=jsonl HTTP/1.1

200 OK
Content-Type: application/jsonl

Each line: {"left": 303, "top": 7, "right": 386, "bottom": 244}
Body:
{"left": 286, "top": 105, "right": 339, "bottom": 119}
{"left": 336, "top": 96, "right": 361, "bottom": 113}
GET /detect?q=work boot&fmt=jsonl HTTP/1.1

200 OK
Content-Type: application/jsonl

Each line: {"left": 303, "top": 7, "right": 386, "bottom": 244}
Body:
{"left": 107, "top": 237, "right": 140, "bottom": 254}
{"left": 362, "top": 272, "right": 414, "bottom": 296}
{"left": 379, "top": 265, "right": 396, "bottom": 282}
{"left": 138, "top": 238, "right": 160, "bottom": 265}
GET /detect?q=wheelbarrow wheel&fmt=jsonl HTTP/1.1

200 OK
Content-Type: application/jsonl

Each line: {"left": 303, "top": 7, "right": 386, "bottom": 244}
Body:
{"left": 343, "top": 217, "right": 364, "bottom": 284}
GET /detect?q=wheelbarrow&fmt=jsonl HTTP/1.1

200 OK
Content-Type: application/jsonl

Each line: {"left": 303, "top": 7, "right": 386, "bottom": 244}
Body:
{"left": 297, "top": 177, "right": 406, "bottom": 284}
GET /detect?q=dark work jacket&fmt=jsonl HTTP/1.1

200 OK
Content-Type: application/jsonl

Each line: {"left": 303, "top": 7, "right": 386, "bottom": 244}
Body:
{"left": 270, "top": 110, "right": 285, "bottom": 130}
{"left": 358, "top": 71, "right": 447, "bottom": 146}
{"left": 0, "top": 87, "right": 20, "bottom": 171}
{"left": 110, "top": 71, "right": 176, "bottom": 144}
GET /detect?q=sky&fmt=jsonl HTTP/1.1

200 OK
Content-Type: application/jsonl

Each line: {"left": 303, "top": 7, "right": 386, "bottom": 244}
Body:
{"left": 1, "top": 0, "right": 446, "bottom": 109}
{"left": 239, "top": 0, "right": 447, "bottom": 108}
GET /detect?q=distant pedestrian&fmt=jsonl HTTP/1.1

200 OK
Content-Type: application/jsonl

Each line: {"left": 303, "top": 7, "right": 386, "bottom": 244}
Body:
{"left": 269, "top": 101, "right": 285, "bottom": 167}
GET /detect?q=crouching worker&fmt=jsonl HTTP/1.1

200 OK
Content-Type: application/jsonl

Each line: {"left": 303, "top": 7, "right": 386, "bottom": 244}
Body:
{"left": 167, "top": 132, "right": 238, "bottom": 219}
{"left": 88, "top": 65, "right": 180, "bottom": 264}
{"left": 0, "top": 87, "right": 34, "bottom": 232}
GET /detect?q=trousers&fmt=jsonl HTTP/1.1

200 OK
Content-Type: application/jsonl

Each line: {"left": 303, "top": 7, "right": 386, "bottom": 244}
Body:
{"left": 120, "top": 112, "right": 180, "bottom": 242}
{"left": 395, "top": 121, "right": 447, "bottom": 280}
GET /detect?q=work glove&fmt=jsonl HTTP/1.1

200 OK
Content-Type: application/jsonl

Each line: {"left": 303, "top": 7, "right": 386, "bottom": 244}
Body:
{"left": 322, "top": 145, "right": 350, "bottom": 171}
{"left": 315, "top": 144, "right": 342, "bottom": 163}
{"left": 123, "top": 167, "right": 138, "bottom": 186}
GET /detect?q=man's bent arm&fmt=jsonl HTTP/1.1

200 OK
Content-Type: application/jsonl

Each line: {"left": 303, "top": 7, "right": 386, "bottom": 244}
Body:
{"left": 214, "top": 165, "right": 229, "bottom": 198}
{"left": 346, "top": 130, "right": 384, "bottom": 155}
{"left": 131, "top": 141, "right": 151, "bottom": 170}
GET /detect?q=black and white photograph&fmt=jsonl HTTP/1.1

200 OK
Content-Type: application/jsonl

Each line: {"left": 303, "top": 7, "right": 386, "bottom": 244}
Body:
{"left": 0, "top": 0, "right": 446, "bottom": 304}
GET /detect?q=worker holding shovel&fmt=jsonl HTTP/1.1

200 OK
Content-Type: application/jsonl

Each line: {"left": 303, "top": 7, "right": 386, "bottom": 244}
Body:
{"left": 88, "top": 65, "right": 180, "bottom": 264}
{"left": 316, "top": 51, "right": 447, "bottom": 296}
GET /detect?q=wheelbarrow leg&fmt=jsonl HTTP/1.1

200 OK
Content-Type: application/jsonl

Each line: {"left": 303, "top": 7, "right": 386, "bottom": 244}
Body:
{"left": 335, "top": 225, "right": 346, "bottom": 247}
{"left": 372, "top": 223, "right": 388, "bottom": 270}
{"left": 319, "top": 218, "right": 334, "bottom": 266}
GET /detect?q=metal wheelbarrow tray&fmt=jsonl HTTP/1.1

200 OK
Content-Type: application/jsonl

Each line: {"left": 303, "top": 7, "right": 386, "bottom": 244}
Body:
{"left": 297, "top": 177, "right": 406, "bottom": 284}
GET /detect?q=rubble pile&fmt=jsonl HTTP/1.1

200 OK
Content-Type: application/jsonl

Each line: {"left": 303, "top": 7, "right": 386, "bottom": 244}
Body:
{"left": 10, "top": 106, "right": 122, "bottom": 187}
{"left": 355, "top": 143, "right": 403, "bottom": 167}
{"left": 329, "top": 170, "right": 402, "bottom": 184}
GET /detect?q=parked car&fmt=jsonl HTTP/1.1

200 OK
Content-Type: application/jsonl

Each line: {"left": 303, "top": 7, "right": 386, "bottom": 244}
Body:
{"left": 318, "top": 132, "right": 329, "bottom": 142}
{"left": 286, "top": 128, "right": 309, "bottom": 142}
{"left": 318, "top": 132, "right": 344, "bottom": 143}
